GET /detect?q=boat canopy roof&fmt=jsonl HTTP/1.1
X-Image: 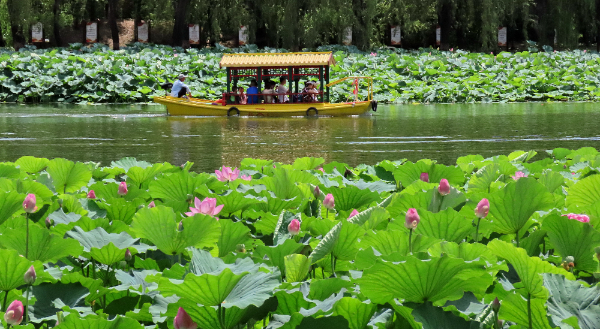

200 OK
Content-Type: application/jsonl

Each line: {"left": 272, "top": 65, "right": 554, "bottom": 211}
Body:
{"left": 219, "top": 52, "right": 335, "bottom": 68}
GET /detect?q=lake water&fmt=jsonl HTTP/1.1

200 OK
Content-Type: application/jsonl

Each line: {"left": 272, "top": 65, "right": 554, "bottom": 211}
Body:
{"left": 1, "top": 103, "right": 599, "bottom": 172}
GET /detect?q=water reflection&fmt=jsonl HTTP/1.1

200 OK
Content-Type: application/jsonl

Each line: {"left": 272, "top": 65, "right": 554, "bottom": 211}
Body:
{"left": 0, "top": 102, "right": 599, "bottom": 172}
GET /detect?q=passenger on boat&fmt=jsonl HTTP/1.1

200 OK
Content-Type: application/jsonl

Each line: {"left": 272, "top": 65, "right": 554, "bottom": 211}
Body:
{"left": 246, "top": 80, "right": 259, "bottom": 104}
{"left": 302, "top": 81, "right": 318, "bottom": 102}
{"left": 263, "top": 81, "right": 275, "bottom": 103}
{"left": 276, "top": 77, "right": 289, "bottom": 103}
{"left": 171, "top": 74, "right": 192, "bottom": 98}
{"left": 238, "top": 87, "right": 247, "bottom": 105}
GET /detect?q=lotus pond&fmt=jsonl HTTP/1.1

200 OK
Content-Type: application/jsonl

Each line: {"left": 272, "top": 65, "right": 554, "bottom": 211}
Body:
{"left": 3, "top": 44, "right": 600, "bottom": 104}
{"left": 1, "top": 145, "right": 600, "bottom": 329}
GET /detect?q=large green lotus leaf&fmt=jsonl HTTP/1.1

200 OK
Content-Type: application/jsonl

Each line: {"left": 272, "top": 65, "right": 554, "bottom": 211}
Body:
{"left": 260, "top": 167, "right": 305, "bottom": 200}
{"left": 1, "top": 224, "right": 83, "bottom": 262}
{"left": 309, "top": 222, "right": 341, "bottom": 263}
{"left": 410, "top": 302, "right": 474, "bottom": 329}
{"left": 29, "top": 282, "right": 91, "bottom": 322}
{"left": 543, "top": 214, "right": 600, "bottom": 272}
{"left": 359, "top": 229, "right": 440, "bottom": 257}
{"left": 222, "top": 269, "right": 281, "bottom": 309}
{"left": 15, "top": 156, "right": 49, "bottom": 174}
{"left": 416, "top": 208, "right": 473, "bottom": 243}
{"left": 53, "top": 314, "right": 144, "bottom": 329}
{"left": 347, "top": 206, "right": 389, "bottom": 230}
{"left": 332, "top": 221, "right": 364, "bottom": 261}
{"left": 148, "top": 171, "right": 212, "bottom": 212}
{"left": 488, "top": 178, "right": 554, "bottom": 234}
{"left": 111, "top": 157, "right": 152, "bottom": 171}
{"left": 285, "top": 254, "right": 312, "bottom": 282}
{"left": 393, "top": 161, "right": 465, "bottom": 188}
{"left": 0, "top": 190, "right": 24, "bottom": 225}
{"left": 67, "top": 226, "right": 141, "bottom": 251}
{"left": 113, "top": 269, "right": 159, "bottom": 294}
{"left": 19, "top": 180, "right": 54, "bottom": 201}
{"left": 159, "top": 268, "right": 245, "bottom": 306}
{"left": 520, "top": 228, "right": 547, "bottom": 257}
{"left": 131, "top": 206, "right": 220, "bottom": 255}
{"left": 543, "top": 273, "right": 600, "bottom": 329}
{"left": 240, "top": 158, "right": 273, "bottom": 170}
{"left": 539, "top": 170, "right": 565, "bottom": 193}
{"left": 275, "top": 290, "right": 315, "bottom": 315}
{"left": 326, "top": 185, "right": 381, "bottom": 212}
{"left": 308, "top": 278, "right": 353, "bottom": 301}
{"left": 566, "top": 174, "right": 600, "bottom": 207}
{"left": 175, "top": 299, "right": 245, "bottom": 329}
{"left": 385, "top": 191, "right": 431, "bottom": 219}
{"left": 258, "top": 195, "right": 302, "bottom": 215}
{"left": 293, "top": 157, "right": 325, "bottom": 170}
{"left": 216, "top": 190, "right": 263, "bottom": 215}
{"left": 333, "top": 297, "right": 377, "bottom": 329}
{"left": 189, "top": 249, "right": 259, "bottom": 276}
{"left": 255, "top": 239, "right": 304, "bottom": 274}
{"left": 0, "top": 249, "right": 33, "bottom": 291}
{"left": 359, "top": 255, "right": 485, "bottom": 304}
{"left": 89, "top": 181, "right": 149, "bottom": 201}
{"left": 499, "top": 292, "right": 554, "bottom": 329}
{"left": 47, "top": 158, "right": 92, "bottom": 194}
{"left": 428, "top": 187, "right": 467, "bottom": 213}
{"left": 273, "top": 210, "right": 302, "bottom": 246}
{"left": 126, "top": 163, "right": 170, "bottom": 187}
{"left": 218, "top": 219, "right": 251, "bottom": 257}
{"left": 508, "top": 150, "right": 537, "bottom": 163}
{"left": 428, "top": 241, "right": 498, "bottom": 264}
{"left": 0, "top": 163, "right": 20, "bottom": 178}
{"left": 467, "top": 163, "right": 501, "bottom": 194}
{"left": 487, "top": 239, "right": 574, "bottom": 299}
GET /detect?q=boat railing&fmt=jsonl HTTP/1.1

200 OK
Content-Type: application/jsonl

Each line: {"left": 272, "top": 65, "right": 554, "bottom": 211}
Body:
{"left": 221, "top": 91, "right": 325, "bottom": 105}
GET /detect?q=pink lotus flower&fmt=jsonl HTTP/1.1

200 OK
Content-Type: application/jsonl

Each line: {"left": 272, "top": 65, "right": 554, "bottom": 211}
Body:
{"left": 23, "top": 193, "right": 37, "bottom": 213}
{"left": 348, "top": 209, "right": 359, "bottom": 219}
{"left": 118, "top": 182, "right": 128, "bottom": 195}
{"left": 511, "top": 171, "right": 527, "bottom": 180}
{"left": 420, "top": 172, "right": 429, "bottom": 183}
{"left": 405, "top": 208, "right": 420, "bottom": 229}
{"left": 450, "top": 48, "right": 454, "bottom": 52}
{"left": 475, "top": 198, "right": 490, "bottom": 218}
{"left": 584, "top": 50, "right": 587, "bottom": 53}
{"left": 125, "top": 248, "right": 132, "bottom": 261}
{"left": 317, "top": 168, "right": 325, "bottom": 173}
{"left": 87, "top": 190, "right": 96, "bottom": 199}
{"left": 288, "top": 219, "right": 300, "bottom": 235}
{"left": 174, "top": 54, "right": 178, "bottom": 58}
{"left": 24, "top": 265, "right": 36, "bottom": 284}
{"left": 4, "top": 300, "right": 24, "bottom": 325}
{"left": 215, "top": 166, "right": 240, "bottom": 181}
{"left": 148, "top": 201, "right": 156, "bottom": 208}
{"left": 438, "top": 179, "right": 450, "bottom": 196}
{"left": 185, "top": 197, "right": 223, "bottom": 217}
{"left": 174, "top": 307, "right": 197, "bottom": 329}
{"left": 563, "top": 213, "right": 590, "bottom": 223}
{"left": 370, "top": 52, "right": 377, "bottom": 56}
{"left": 323, "top": 193, "right": 335, "bottom": 210}
{"left": 241, "top": 174, "right": 252, "bottom": 181}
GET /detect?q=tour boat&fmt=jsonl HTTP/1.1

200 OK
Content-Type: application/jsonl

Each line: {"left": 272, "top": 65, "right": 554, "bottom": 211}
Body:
{"left": 153, "top": 52, "right": 377, "bottom": 117}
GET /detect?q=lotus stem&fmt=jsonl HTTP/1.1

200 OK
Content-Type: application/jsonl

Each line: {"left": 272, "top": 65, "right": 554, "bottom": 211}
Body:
{"left": 516, "top": 229, "right": 520, "bottom": 248}
{"left": 527, "top": 293, "right": 532, "bottom": 329}
{"left": 409, "top": 228, "right": 413, "bottom": 254}
{"left": 2, "top": 291, "right": 8, "bottom": 312}
{"left": 92, "top": 258, "right": 96, "bottom": 279}
{"left": 475, "top": 218, "right": 481, "bottom": 243}
{"left": 24, "top": 286, "right": 30, "bottom": 325}
{"left": 438, "top": 195, "right": 444, "bottom": 213}
{"left": 25, "top": 212, "right": 29, "bottom": 259}
{"left": 326, "top": 208, "right": 329, "bottom": 218}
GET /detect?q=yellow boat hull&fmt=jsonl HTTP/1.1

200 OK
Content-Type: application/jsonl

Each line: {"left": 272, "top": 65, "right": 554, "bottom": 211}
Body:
{"left": 153, "top": 96, "right": 374, "bottom": 117}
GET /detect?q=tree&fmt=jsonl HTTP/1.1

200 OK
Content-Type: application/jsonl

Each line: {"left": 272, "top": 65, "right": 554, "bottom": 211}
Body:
{"left": 172, "top": 0, "right": 190, "bottom": 46}
{"left": 108, "top": 0, "right": 119, "bottom": 49}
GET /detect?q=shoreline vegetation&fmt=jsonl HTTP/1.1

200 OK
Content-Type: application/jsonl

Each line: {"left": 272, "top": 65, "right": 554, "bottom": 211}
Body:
{"left": 0, "top": 148, "right": 599, "bottom": 328}
{"left": 1, "top": 43, "right": 600, "bottom": 105}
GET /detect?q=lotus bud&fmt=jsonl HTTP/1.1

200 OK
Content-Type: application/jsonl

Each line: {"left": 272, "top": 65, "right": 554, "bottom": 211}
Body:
{"left": 288, "top": 219, "right": 301, "bottom": 236}
{"left": 236, "top": 244, "right": 246, "bottom": 253}
{"left": 148, "top": 201, "right": 156, "bottom": 208}
{"left": 4, "top": 300, "right": 24, "bottom": 325}
{"left": 178, "top": 220, "right": 184, "bottom": 231}
{"left": 475, "top": 198, "right": 490, "bottom": 219}
{"left": 405, "top": 208, "right": 420, "bottom": 229}
{"left": 313, "top": 186, "right": 321, "bottom": 198}
{"left": 438, "top": 179, "right": 450, "bottom": 196}
{"left": 348, "top": 209, "right": 359, "bottom": 219}
{"left": 87, "top": 190, "right": 96, "bottom": 199}
{"left": 118, "top": 182, "right": 128, "bottom": 195}
{"left": 24, "top": 265, "right": 36, "bottom": 284}
{"left": 23, "top": 193, "right": 37, "bottom": 213}
{"left": 45, "top": 217, "right": 53, "bottom": 228}
{"left": 317, "top": 168, "right": 324, "bottom": 173}
{"left": 174, "top": 307, "right": 197, "bottom": 329}
{"left": 323, "top": 193, "right": 335, "bottom": 210}
{"left": 56, "top": 311, "right": 65, "bottom": 324}
{"left": 124, "top": 248, "right": 132, "bottom": 262}
{"left": 419, "top": 172, "right": 429, "bottom": 183}
{"left": 491, "top": 297, "right": 500, "bottom": 313}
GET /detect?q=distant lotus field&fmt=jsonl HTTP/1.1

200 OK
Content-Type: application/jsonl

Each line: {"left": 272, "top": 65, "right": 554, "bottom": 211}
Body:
{"left": 1, "top": 148, "right": 600, "bottom": 328}
{"left": 1, "top": 43, "right": 600, "bottom": 104}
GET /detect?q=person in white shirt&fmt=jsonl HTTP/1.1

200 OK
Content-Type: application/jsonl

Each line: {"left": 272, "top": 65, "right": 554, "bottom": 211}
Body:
{"left": 262, "top": 81, "right": 275, "bottom": 103}
{"left": 171, "top": 74, "right": 191, "bottom": 98}
{"left": 276, "top": 77, "right": 289, "bottom": 103}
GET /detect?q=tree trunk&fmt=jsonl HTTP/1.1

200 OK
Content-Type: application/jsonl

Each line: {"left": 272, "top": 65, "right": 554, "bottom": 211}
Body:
{"left": 108, "top": 0, "right": 120, "bottom": 50}
{"left": 597, "top": 0, "right": 600, "bottom": 51}
{"left": 53, "top": 0, "right": 63, "bottom": 47}
{"left": 0, "top": 25, "right": 5, "bottom": 47}
{"left": 438, "top": 0, "right": 452, "bottom": 50}
{"left": 172, "top": 0, "right": 191, "bottom": 47}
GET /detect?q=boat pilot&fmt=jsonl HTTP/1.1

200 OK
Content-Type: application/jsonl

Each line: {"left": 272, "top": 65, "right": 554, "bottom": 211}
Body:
{"left": 171, "top": 74, "right": 192, "bottom": 98}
